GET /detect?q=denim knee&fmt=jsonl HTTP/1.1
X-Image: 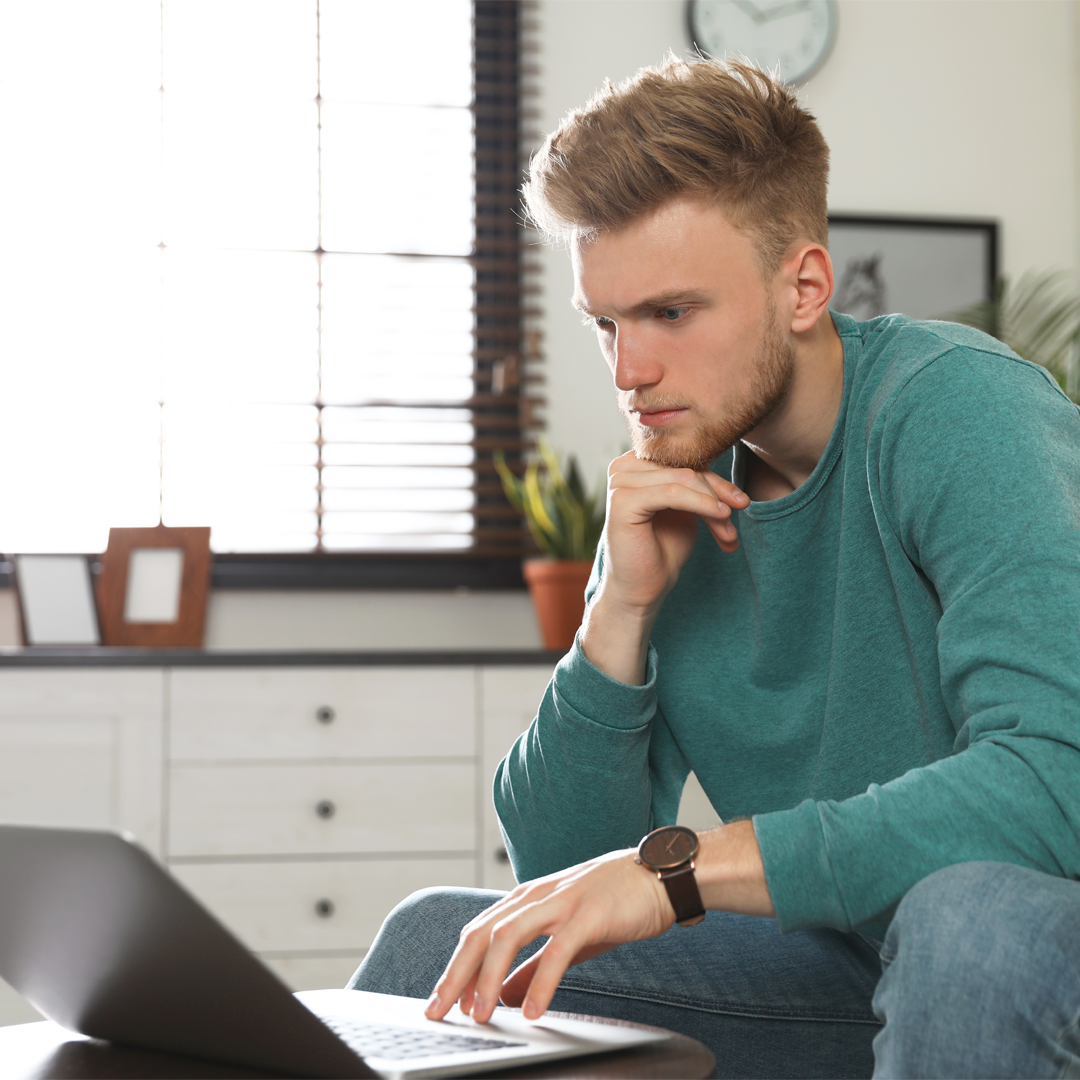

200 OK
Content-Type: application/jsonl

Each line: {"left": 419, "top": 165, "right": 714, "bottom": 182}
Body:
{"left": 883, "top": 860, "right": 1080, "bottom": 973}
{"left": 347, "top": 886, "right": 506, "bottom": 998}
{"left": 873, "top": 862, "right": 1080, "bottom": 1078}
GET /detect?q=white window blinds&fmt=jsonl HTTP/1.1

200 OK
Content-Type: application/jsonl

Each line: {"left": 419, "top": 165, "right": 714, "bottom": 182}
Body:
{"left": 0, "top": 0, "right": 527, "bottom": 563}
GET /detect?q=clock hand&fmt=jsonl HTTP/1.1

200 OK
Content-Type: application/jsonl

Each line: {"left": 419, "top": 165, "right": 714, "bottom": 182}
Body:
{"left": 759, "top": 0, "right": 812, "bottom": 23}
{"left": 731, "top": 0, "right": 767, "bottom": 24}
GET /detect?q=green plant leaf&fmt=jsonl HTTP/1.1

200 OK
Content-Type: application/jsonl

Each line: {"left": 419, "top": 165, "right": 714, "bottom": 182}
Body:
{"left": 493, "top": 450, "right": 525, "bottom": 512}
{"left": 944, "top": 270, "right": 1080, "bottom": 401}
{"left": 524, "top": 458, "right": 558, "bottom": 543}
{"left": 493, "top": 440, "right": 606, "bottom": 561}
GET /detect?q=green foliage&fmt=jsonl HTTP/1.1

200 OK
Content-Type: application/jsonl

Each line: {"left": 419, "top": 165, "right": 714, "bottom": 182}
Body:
{"left": 945, "top": 270, "right": 1080, "bottom": 402}
{"left": 494, "top": 438, "right": 606, "bottom": 561}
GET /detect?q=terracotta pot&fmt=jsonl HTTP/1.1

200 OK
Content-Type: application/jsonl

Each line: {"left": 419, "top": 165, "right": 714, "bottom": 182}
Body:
{"left": 522, "top": 558, "right": 594, "bottom": 651}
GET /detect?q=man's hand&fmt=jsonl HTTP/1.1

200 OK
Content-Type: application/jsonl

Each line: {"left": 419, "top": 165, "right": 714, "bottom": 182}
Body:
{"left": 424, "top": 848, "right": 674, "bottom": 1025}
{"left": 602, "top": 452, "right": 748, "bottom": 607}
{"left": 424, "top": 822, "right": 773, "bottom": 1026}
{"left": 581, "top": 453, "right": 749, "bottom": 684}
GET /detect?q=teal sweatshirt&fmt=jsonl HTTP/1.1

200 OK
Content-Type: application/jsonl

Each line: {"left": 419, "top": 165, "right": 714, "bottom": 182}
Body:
{"left": 494, "top": 312, "right": 1080, "bottom": 938}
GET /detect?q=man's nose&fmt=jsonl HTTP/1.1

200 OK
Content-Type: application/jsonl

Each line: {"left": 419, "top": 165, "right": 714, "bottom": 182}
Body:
{"left": 612, "top": 331, "right": 661, "bottom": 392}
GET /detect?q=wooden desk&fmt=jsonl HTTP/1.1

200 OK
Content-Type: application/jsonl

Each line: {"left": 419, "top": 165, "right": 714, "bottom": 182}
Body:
{"left": 0, "top": 1015, "right": 715, "bottom": 1080}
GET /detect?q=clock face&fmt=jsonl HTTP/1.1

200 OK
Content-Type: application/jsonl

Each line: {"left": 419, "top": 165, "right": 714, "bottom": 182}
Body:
{"left": 641, "top": 826, "right": 698, "bottom": 869}
{"left": 688, "top": 0, "right": 838, "bottom": 86}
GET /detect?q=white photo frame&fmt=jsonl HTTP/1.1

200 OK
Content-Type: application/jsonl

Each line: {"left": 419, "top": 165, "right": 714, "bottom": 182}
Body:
{"left": 13, "top": 554, "right": 101, "bottom": 646}
{"left": 124, "top": 547, "right": 185, "bottom": 623}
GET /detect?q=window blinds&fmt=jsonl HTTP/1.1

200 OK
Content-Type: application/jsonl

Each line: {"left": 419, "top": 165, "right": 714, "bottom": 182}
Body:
{"left": 0, "top": 0, "right": 532, "bottom": 567}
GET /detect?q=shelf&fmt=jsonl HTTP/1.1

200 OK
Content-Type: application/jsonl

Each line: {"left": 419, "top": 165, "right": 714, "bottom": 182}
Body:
{"left": 0, "top": 647, "right": 566, "bottom": 668}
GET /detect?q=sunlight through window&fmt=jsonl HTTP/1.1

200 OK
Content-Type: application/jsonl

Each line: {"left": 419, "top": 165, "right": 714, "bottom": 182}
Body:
{"left": 0, "top": 0, "right": 478, "bottom": 554}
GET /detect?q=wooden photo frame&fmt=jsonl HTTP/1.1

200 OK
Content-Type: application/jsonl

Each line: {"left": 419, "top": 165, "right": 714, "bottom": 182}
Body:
{"left": 97, "top": 526, "right": 211, "bottom": 647}
{"left": 828, "top": 214, "right": 998, "bottom": 323}
{"left": 12, "top": 554, "right": 102, "bottom": 646}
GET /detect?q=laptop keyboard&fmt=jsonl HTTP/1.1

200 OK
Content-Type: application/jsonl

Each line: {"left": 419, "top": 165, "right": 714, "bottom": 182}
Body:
{"left": 324, "top": 1016, "right": 528, "bottom": 1061}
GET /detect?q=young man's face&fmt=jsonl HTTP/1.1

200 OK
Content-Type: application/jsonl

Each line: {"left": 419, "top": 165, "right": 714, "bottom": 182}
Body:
{"left": 572, "top": 197, "right": 794, "bottom": 471}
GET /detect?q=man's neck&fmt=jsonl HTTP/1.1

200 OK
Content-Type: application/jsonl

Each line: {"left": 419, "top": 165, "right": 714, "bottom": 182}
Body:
{"left": 740, "top": 313, "right": 845, "bottom": 502}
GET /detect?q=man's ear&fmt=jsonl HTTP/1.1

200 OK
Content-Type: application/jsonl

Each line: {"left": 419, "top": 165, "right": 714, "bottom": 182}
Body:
{"left": 785, "top": 244, "right": 833, "bottom": 333}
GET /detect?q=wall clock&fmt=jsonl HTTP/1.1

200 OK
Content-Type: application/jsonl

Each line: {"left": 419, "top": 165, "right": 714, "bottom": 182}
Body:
{"left": 687, "top": 0, "right": 838, "bottom": 86}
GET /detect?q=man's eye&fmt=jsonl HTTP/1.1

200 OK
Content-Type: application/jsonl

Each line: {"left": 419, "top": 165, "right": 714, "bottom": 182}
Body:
{"left": 659, "top": 307, "right": 687, "bottom": 321}
{"left": 594, "top": 316, "right": 615, "bottom": 329}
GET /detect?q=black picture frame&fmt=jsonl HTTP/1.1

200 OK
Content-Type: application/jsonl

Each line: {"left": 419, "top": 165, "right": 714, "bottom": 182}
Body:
{"left": 828, "top": 214, "right": 999, "bottom": 323}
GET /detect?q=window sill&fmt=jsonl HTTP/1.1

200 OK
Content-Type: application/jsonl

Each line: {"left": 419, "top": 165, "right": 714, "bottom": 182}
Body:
{"left": 0, "top": 645, "right": 563, "bottom": 668}
{"left": 0, "top": 553, "right": 528, "bottom": 592}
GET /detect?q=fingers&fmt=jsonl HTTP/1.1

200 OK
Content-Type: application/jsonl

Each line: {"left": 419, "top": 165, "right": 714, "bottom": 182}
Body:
{"left": 607, "top": 463, "right": 747, "bottom": 551}
{"left": 425, "top": 881, "right": 583, "bottom": 1023}
{"left": 473, "top": 909, "right": 595, "bottom": 1022}
{"left": 424, "top": 879, "right": 559, "bottom": 1021}
{"left": 705, "top": 517, "right": 740, "bottom": 553}
{"left": 512, "top": 936, "right": 579, "bottom": 1020}
{"left": 608, "top": 472, "right": 733, "bottom": 522}
{"left": 498, "top": 951, "right": 541, "bottom": 1008}
{"left": 610, "top": 449, "right": 746, "bottom": 495}
{"left": 455, "top": 971, "right": 479, "bottom": 1017}
{"left": 609, "top": 455, "right": 749, "bottom": 514}
{"left": 466, "top": 877, "right": 615, "bottom": 1022}
{"left": 700, "top": 469, "right": 751, "bottom": 512}
{"left": 499, "top": 941, "right": 615, "bottom": 1010}
{"left": 427, "top": 851, "right": 672, "bottom": 1026}
{"left": 468, "top": 903, "right": 558, "bottom": 1022}
{"left": 699, "top": 474, "right": 745, "bottom": 552}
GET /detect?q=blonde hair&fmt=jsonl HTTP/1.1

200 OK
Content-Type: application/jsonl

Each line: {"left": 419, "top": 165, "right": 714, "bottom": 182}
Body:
{"left": 522, "top": 57, "right": 830, "bottom": 274}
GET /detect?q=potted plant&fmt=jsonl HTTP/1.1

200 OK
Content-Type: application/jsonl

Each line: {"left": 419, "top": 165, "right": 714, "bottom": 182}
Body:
{"left": 947, "top": 269, "right": 1080, "bottom": 401}
{"left": 495, "top": 438, "right": 606, "bottom": 650}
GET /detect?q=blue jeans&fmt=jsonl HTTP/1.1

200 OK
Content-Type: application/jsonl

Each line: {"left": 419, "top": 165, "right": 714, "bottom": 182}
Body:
{"left": 348, "top": 862, "right": 1080, "bottom": 1079}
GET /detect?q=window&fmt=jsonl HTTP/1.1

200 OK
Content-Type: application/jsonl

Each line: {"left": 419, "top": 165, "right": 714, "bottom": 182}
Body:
{"left": 0, "top": 1, "right": 529, "bottom": 585}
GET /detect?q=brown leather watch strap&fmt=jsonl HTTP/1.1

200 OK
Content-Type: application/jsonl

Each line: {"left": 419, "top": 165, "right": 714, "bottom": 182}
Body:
{"left": 660, "top": 863, "right": 706, "bottom": 927}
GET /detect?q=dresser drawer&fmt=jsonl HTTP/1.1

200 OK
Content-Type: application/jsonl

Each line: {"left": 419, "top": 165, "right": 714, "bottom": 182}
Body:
{"left": 169, "top": 668, "right": 475, "bottom": 761}
{"left": 0, "top": 670, "right": 164, "bottom": 855}
{"left": 479, "top": 666, "right": 555, "bottom": 890}
{"left": 168, "top": 762, "right": 476, "bottom": 857}
{"left": 0, "top": 715, "right": 118, "bottom": 829}
{"left": 171, "top": 857, "right": 477, "bottom": 953}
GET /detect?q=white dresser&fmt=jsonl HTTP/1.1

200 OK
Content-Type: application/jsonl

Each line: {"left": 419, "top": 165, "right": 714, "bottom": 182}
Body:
{"left": 0, "top": 651, "right": 558, "bottom": 1026}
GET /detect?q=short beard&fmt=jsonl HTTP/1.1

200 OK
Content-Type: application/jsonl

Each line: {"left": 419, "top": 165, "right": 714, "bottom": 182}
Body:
{"left": 623, "top": 297, "right": 794, "bottom": 471}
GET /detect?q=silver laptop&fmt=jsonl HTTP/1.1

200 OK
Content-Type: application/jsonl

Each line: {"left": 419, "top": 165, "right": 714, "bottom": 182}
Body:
{"left": 0, "top": 825, "right": 668, "bottom": 1078}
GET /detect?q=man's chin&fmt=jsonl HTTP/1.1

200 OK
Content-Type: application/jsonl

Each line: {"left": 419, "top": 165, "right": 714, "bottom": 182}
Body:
{"left": 631, "top": 431, "right": 730, "bottom": 472}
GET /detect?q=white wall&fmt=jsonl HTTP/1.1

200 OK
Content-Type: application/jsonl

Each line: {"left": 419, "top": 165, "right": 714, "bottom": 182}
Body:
{"left": 201, "top": 590, "right": 540, "bottom": 650}
{"left": 535, "top": 0, "right": 1080, "bottom": 482}
{"left": 0, "top": 592, "right": 17, "bottom": 648}
{"left": 0, "top": 587, "right": 541, "bottom": 650}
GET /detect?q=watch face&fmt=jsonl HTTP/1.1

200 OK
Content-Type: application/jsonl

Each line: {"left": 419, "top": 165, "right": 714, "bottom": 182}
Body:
{"left": 639, "top": 825, "right": 698, "bottom": 870}
{"left": 687, "top": 0, "right": 838, "bottom": 86}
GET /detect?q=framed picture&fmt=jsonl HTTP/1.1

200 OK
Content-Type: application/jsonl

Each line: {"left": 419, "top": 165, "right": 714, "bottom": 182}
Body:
{"left": 12, "top": 554, "right": 101, "bottom": 646}
{"left": 96, "top": 526, "right": 211, "bottom": 647}
{"left": 828, "top": 214, "right": 998, "bottom": 322}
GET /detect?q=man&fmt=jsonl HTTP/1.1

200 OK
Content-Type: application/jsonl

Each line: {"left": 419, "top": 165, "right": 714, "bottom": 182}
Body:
{"left": 351, "top": 59, "right": 1080, "bottom": 1078}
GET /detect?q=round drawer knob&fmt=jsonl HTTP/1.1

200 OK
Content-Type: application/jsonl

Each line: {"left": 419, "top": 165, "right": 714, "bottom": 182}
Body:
{"left": 315, "top": 706, "right": 335, "bottom": 724}
{"left": 315, "top": 799, "right": 336, "bottom": 820}
{"left": 315, "top": 898, "right": 335, "bottom": 918}
{"left": 494, "top": 847, "right": 511, "bottom": 864}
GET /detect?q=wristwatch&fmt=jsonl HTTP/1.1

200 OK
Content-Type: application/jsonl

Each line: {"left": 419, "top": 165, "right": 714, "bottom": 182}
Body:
{"left": 636, "top": 825, "right": 706, "bottom": 927}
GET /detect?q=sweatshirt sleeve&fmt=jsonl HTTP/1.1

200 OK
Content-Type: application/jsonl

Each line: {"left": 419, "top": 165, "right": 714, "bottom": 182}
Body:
{"left": 754, "top": 344, "right": 1080, "bottom": 934}
{"left": 493, "top": 636, "right": 668, "bottom": 883}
